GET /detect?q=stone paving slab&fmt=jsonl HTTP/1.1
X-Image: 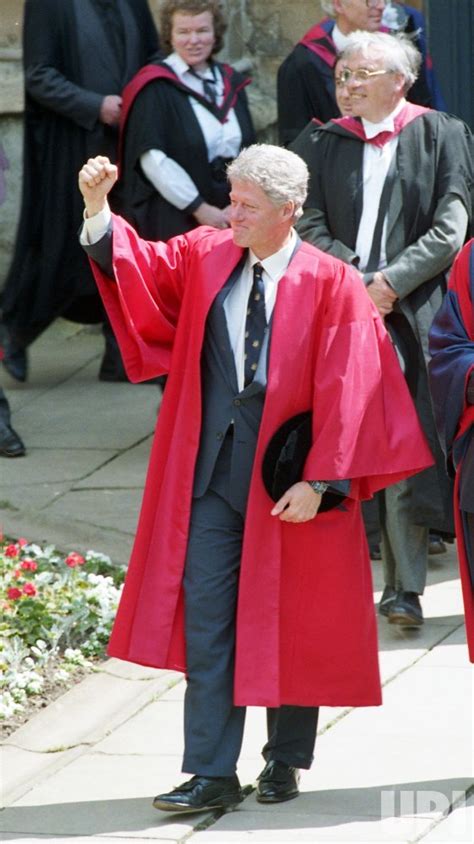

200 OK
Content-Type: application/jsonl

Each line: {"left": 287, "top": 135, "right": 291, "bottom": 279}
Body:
{"left": 2, "top": 324, "right": 102, "bottom": 410}
{"left": 43, "top": 488, "right": 144, "bottom": 536}
{"left": 417, "top": 626, "right": 471, "bottom": 666}
{"left": 0, "top": 481, "right": 72, "bottom": 515}
{"left": 93, "top": 700, "right": 185, "bottom": 757}
{"left": 0, "top": 838, "right": 180, "bottom": 844}
{"left": 0, "top": 449, "right": 117, "bottom": 486}
{"left": 0, "top": 510, "right": 135, "bottom": 565}
{"left": 422, "top": 794, "right": 474, "bottom": 842}
{"left": 74, "top": 439, "right": 153, "bottom": 490}
{"left": 190, "top": 809, "right": 430, "bottom": 842}
{"left": 12, "top": 372, "right": 158, "bottom": 450}
{"left": 0, "top": 757, "right": 199, "bottom": 838}
{"left": 3, "top": 669, "right": 178, "bottom": 754}
{"left": 0, "top": 746, "right": 83, "bottom": 808}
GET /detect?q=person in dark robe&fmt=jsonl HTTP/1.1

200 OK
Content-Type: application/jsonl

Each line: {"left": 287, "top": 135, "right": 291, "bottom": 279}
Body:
{"left": 118, "top": 0, "right": 255, "bottom": 243}
{"left": 0, "top": 388, "right": 25, "bottom": 458}
{"left": 293, "top": 31, "right": 473, "bottom": 627}
{"left": 0, "top": 145, "right": 25, "bottom": 457}
{"left": 0, "top": 0, "right": 160, "bottom": 383}
{"left": 429, "top": 240, "right": 474, "bottom": 663}
{"left": 77, "top": 145, "right": 432, "bottom": 812}
{"left": 277, "top": 0, "right": 443, "bottom": 147}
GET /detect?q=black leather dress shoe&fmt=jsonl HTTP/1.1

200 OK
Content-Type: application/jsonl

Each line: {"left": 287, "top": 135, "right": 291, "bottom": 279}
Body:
{"left": 256, "top": 760, "right": 300, "bottom": 803}
{"left": 388, "top": 591, "right": 423, "bottom": 627}
{"left": 0, "top": 421, "right": 26, "bottom": 457}
{"left": 2, "top": 345, "right": 28, "bottom": 382}
{"left": 153, "top": 774, "right": 242, "bottom": 813}
{"left": 378, "top": 585, "right": 398, "bottom": 617}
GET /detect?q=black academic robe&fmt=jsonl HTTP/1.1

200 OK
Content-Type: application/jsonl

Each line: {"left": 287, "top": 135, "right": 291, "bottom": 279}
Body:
{"left": 1, "top": 0, "right": 159, "bottom": 346}
{"left": 293, "top": 110, "right": 473, "bottom": 528}
{"left": 118, "top": 63, "right": 256, "bottom": 242}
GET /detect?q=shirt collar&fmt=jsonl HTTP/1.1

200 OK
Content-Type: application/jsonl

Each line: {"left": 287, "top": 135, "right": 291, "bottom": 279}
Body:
{"left": 362, "top": 98, "right": 406, "bottom": 139}
{"left": 164, "top": 51, "right": 215, "bottom": 82}
{"left": 248, "top": 229, "right": 297, "bottom": 282}
{"left": 332, "top": 24, "right": 350, "bottom": 54}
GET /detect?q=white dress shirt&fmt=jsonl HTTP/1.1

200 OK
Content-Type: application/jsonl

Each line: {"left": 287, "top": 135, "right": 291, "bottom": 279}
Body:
{"left": 355, "top": 99, "right": 406, "bottom": 272}
{"left": 224, "top": 230, "right": 297, "bottom": 391}
{"left": 140, "top": 52, "right": 242, "bottom": 211}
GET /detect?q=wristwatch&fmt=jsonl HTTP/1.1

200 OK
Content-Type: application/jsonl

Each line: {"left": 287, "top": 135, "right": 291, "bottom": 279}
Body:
{"left": 307, "top": 480, "right": 329, "bottom": 495}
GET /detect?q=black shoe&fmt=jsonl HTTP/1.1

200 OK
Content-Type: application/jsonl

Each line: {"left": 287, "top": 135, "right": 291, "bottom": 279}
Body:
{"left": 153, "top": 774, "right": 242, "bottom": 814}
{"left": 378, "top": 585, "right": 398, "bottom": 617}
{"left": 388, "top": 591, "right": 423, "bottom": 627}
{"left": 2, "top": 345, "right": 28, "bottom": 382}
{"left": 0, "top": 421, "right": 26, "bottom": 457}
{"left": 369, "top": 543, "right": 382, "bottom": 560}
{"left": 99, "top": 329, "right": 129, "bottom": 382}
{"left": 256, "top": 760, "right": 300, "bottom": 804}
{"left": 429, "top": 533, "right": 447, "bottom": 555}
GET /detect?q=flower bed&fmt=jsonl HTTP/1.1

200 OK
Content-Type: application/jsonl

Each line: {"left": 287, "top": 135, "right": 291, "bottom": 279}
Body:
{"left": 1, "top": 537, "right": 124, "bottom": 736}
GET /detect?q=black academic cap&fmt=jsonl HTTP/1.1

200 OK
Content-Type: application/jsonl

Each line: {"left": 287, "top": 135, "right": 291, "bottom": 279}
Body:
{"left": 261, "top": 411, "right": 346, "bottom": 512}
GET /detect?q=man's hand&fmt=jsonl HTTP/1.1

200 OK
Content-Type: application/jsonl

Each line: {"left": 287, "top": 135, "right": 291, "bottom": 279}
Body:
{"left": 78, "top": 156, "right": 118, "bottom": 218}
{"left": 193, "top": 202, "right": 230, "bottom": 229}
{"left": 100, "top": 95, "right": 122, "bottom": 126}
{"left": 367, "top": 272, "right": 398, "bottom": 318}
{"left": 271, "top": 481, "right": 322, "bottom": 523}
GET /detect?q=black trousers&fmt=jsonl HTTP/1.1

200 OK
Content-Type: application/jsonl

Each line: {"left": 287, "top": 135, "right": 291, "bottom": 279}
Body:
{"left": 182, "top": 434, "right": 319, "bottom": 777}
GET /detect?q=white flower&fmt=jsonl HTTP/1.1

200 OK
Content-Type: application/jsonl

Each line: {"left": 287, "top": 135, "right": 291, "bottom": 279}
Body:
{"left": 86, "top": 551, "right": 112, "bottom": 565}
{"left": 0, "top": 691, "right": 24, "bottom": 718}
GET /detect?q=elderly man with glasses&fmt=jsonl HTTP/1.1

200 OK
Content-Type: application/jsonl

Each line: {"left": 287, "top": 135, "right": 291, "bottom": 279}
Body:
{"left": 293, "top": 31, "right": 473, "bottom": 628}
{"left": 277, "top": 0, "right": 441, "bottom": 147}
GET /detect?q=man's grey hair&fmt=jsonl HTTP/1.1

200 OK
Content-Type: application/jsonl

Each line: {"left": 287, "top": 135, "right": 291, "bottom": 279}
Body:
{"left": 227, "top": 144, "right": 309, "bottom": 220}
{"left": 340, "top": 30, "right": 421, "bottom": 91}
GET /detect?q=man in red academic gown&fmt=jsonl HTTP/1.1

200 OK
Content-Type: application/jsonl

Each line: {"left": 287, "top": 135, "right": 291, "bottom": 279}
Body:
{"left": 78, "top": 145, "right": 432, "bottom": 813}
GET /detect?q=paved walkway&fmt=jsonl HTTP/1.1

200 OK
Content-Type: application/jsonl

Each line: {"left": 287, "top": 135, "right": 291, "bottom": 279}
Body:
{"left": 1, "top": 322, "right": 473, "bottom": 843}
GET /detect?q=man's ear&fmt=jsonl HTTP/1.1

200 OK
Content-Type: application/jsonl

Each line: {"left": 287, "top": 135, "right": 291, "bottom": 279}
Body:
{"left": 281, "top": 200, "right": 296, "bottom": 223}
{"left": 393, "top": 72, "right": 407, "bottom": 96}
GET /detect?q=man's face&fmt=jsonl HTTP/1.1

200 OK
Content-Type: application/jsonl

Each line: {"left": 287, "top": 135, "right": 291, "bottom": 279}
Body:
{"left": 229, "top": 181, "right": 293, "bottom": 258}
{"left": 339, "top": 50, "right": 404, "bottom": 121}
{"left": 334, "top": 0, "right": 385, "bottom": 34}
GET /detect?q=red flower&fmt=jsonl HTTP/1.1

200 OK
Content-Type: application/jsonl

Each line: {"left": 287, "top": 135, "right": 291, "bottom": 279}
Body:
{"left": 17, "top": 538, "right": 28, "bottom": 548}
{"left": 7, "top": 587, "right": 22, "bottom": 600}
{"left": 13, "top": 568, "right": 22, "bottom": 578}
{"left": 22, "top": 582, "right": 37, "bottom": 597}
{"left": 5, "top": 544, "right": 19, "bottom": 558}
{"left": 65, "top": 552, "right": 86, "bottom": 568}
{"left": 21, "top": 559, "right": 38, "bottom": 571}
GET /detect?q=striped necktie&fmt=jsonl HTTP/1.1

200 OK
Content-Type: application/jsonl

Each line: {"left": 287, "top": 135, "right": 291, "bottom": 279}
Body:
{"left": 244, "top": 263, "right": 267, "bottom": 387}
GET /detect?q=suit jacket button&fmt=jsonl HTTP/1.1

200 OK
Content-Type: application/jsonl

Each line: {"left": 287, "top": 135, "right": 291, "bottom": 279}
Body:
{"left": 216, "top": 431, "right": 224, "bottom": 440}
{"left": 233, "top": 398, "right": 241, "bottom": 407}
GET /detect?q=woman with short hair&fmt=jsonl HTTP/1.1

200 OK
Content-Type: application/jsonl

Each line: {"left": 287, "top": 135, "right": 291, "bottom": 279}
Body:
{"left": 118, "top": 0, "right": 255, "bottom": 241}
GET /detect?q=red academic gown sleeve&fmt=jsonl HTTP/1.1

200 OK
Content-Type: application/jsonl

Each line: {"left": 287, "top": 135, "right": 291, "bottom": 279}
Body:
{"left": 88, "top": 214, "right": 197, "bottom": 382}
{"left": 300, "top": 258, "right": 434, "bottom": 495}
